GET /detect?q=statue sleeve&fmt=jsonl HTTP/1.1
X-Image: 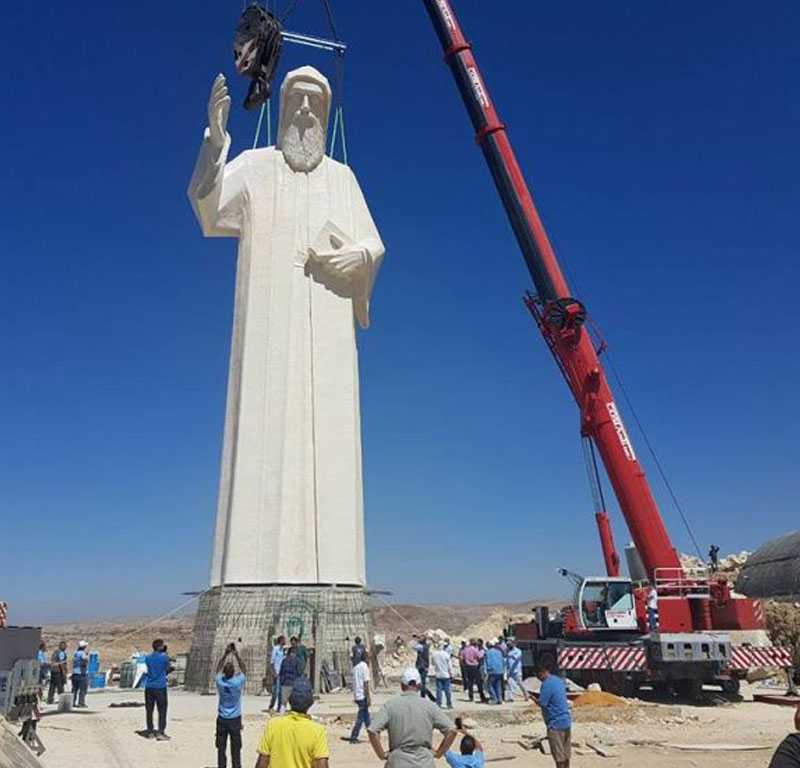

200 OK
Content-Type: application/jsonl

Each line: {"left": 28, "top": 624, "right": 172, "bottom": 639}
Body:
{"left": 347, "top": 169, "right": 385, "bottom": 329}
{"left": 188, "top": 130, "right": 248, "bottom": 238}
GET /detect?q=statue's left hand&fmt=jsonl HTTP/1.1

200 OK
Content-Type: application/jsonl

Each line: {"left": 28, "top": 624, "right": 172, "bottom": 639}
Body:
{"left": 309, "top": 246, "right": 367, "bottom": 280}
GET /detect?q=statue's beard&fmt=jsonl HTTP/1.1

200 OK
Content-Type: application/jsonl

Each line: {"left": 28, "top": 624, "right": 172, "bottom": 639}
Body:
{"left": 281, "top": 117, "right": 326, "bottom": 172}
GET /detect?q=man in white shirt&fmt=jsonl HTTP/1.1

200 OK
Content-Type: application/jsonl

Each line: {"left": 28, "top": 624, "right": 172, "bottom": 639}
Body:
{"left": 646, "top": 586, "right": 658, "bottom": 632}
{"left": 431, "top": 641, "right": 453, "bottom": 710}
{"left": 344, "top": 657, "right": 372, "bottom": 743}
{"left": 504, "top": 640, "right": 528, "bottom": 702}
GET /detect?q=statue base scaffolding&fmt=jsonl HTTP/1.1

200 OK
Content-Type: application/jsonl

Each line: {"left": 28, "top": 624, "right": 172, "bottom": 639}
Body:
{"left": 185, "top": 584, "right": 371, "bottom": 695}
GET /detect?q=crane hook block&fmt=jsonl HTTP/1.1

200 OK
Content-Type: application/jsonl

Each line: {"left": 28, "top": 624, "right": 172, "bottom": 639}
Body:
{"left": 234, "top": 3, "right": 284, "bottom": 110}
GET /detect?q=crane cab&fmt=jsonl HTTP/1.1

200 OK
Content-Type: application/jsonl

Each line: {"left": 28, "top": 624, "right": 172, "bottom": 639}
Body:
{"left": 577, "top": 577, "right": 638, "bottom": 632}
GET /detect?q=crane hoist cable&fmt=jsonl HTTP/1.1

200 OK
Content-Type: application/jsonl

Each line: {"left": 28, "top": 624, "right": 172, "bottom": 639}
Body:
{"left": 602, "top": 350, "right": 705, "bottom": 560}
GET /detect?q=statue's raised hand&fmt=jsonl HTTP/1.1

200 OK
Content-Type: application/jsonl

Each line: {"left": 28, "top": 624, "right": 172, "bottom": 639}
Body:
{"left": 208, "top": 74, "right": 231, "bottom": 151}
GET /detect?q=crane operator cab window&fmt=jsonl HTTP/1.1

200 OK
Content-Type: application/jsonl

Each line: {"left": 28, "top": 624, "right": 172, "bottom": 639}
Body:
{"left": 580, "top": 579, "right": 638, "bottom": 631}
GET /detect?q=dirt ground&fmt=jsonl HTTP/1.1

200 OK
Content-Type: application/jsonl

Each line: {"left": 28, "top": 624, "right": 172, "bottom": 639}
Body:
{"left": 32, "top": 681, "right": 796, "bottom": 768}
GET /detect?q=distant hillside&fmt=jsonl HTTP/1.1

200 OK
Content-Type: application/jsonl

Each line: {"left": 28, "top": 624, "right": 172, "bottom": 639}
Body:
{"left": 42, "top": 598, "right": 566, "bottom": 668}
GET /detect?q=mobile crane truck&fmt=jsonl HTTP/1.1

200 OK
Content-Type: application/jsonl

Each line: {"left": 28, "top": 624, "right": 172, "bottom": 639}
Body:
{"left": 421, "top": 0, "right": 792, "bottom": 697}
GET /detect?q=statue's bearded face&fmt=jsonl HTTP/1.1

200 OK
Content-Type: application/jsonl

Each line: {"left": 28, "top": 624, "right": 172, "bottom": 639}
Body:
{"left": 281, "top": 81, "right": 327, "bottom": 173}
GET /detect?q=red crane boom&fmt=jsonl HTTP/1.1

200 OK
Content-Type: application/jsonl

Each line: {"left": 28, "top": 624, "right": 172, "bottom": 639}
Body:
{"left": 421, "top": 0, "right": 680, "bottom": 580}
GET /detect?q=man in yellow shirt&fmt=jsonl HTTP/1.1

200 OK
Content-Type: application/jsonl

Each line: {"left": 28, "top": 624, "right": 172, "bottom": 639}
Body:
{"left": 256, "top": 680, "right": 329, "bottom": 768}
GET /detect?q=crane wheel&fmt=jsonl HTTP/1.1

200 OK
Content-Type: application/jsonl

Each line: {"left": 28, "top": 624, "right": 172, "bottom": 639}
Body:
{"left": 720, "top": 678, "right": 741, "bottom": 696}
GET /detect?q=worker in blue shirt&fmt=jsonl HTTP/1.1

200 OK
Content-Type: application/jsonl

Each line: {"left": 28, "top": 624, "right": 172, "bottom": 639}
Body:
{"left": 143, "top": 638, "right": 173, "bottom": 740}
{"left": 484, "top": 642, "right": 505, "bottom": 705}
{"left": 535, "top": 661, "right": 571, "bottom": 768}
{"left": 215, "top": 642, "right": 247, "bottom": 768}
{"left": 505, "top": 640, "right": 529, "bottom": 702}
{"left": 36, "top": 643, "right": 49, "bottom": 686}
{"left": 445, "top": 733, "right": 485, "bottom": 768}
{"left": 71, "top": 640, "right": 90, "bottom": 708}
{"left": 48, "top": 641, "right": 68, "bottom": 704}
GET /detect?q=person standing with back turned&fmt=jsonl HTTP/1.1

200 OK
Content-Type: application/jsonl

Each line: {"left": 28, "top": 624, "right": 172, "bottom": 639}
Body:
{"left": 431, "top": 641, "right": 454, "bottom": 709}
{"left": 368, "top": 667, "right": 458, "bottom": 768}
{"left": 535, "top": 661, "right": 571, "bottom": 768}
{"left": 255, "top": 680, "right": 329, "bottom": 768}
{"left": 71, "top": 641, "right": 89, "bottom": 708}
{"left": 215, "top": 643, "right": 246, "bottom": 768}
{"left": 144, "top": 638, "right": 172, "bottom": 740}
{"left": 410, "top": 636, "right": 434, "bottom": 701}
{"left": 48, "top": 641, "right": 68, "bottom": 704}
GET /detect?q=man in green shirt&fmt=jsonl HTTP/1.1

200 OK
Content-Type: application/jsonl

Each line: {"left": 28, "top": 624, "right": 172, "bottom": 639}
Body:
{"left": 368, "top": 667, "right": 457, "bottom": 768}
{"left": 291, "top": 636, "right": 309, "bottom": 676}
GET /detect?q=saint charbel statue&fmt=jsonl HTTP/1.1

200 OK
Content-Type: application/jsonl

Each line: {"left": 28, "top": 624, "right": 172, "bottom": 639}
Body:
{"left": 188, "top": 66, "right": 385, "bottom": 589}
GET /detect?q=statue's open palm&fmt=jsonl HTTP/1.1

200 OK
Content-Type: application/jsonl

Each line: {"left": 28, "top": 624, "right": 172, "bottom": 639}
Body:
{"left": 208, "top": 74, "right": 231, "bottom": 150}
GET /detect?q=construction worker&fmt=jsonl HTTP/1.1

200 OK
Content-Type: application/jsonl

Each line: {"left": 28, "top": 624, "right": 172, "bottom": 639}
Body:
{"left": 535, "top": 660, "right": 571, "bottom": 768}
{"left": 143, "top": 638, "right": 172, "bottom": 740}
{"left": 709, "top": 544, "right": 720, "bottom": 572}
{"left": 646, "top": 585, "right": 659, "bottom": 633}
{"left": 215, "top": 643, "right": 247, "bottom": 768}
{"left": 36, "top": 643, "right": 49, "bottom": 687}
{"left": 47, "top": 641, "right": 68, "bottom": 704}
{"left": 71, "top": 640, "right": 89, "bottom": 708}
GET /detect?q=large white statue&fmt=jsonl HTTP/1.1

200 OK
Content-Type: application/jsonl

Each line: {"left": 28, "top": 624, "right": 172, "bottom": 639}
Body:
{"left": 188, "top": 66, "right": 385, "bottom": 587}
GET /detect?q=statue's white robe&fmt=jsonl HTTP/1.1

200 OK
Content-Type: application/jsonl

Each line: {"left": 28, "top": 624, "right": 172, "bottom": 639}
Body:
{"left": 189, "top": 132, "right": 384, "bottom": 587}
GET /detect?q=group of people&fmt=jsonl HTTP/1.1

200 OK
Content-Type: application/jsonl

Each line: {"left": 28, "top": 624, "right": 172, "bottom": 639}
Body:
{"left": 301, "top": 659, "right": 570, "bottom": 768}
{"left": 404, "top": 635, "right": 529, "bottom": 708}
{"left": 30, "top": 629, "right": 800, "bottom": 768}
{"left": 268, "top": 634, "right": 310, "bottom": 712}
{"left": 35, "top": 639, "right": 92, "bottom": 708}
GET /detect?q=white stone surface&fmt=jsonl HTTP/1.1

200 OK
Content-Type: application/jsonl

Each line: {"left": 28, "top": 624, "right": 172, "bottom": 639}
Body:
{"left": 188, "top": 67, "right": 384, "bottom": 587}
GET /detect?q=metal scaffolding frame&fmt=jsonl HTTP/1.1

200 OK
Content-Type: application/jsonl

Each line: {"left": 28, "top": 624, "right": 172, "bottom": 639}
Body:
{"left": 185, "top": 584, "right": 371, "bottom": 694}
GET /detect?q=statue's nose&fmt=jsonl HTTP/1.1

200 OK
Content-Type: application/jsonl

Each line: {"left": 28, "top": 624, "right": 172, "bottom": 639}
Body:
{"left": 301, "top": 95, "right": 311, "bottom": 114}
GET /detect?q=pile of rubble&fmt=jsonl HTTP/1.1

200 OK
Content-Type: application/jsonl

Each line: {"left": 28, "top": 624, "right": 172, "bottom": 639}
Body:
{"left": 680, "top": 550, "right": 750, "bottom": 583}
{"left": 384, "top": 628, "right": 452, "bottom": 671}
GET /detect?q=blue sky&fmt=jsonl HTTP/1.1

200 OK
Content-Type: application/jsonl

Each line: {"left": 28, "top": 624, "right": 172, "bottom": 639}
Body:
{"left": 2, "top": 2, "right": 799, "bottom": 624}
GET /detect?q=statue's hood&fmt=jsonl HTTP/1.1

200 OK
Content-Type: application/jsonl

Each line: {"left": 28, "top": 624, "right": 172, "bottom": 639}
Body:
{"left": 276, "top": 66, "right": 332, "bottom": 149}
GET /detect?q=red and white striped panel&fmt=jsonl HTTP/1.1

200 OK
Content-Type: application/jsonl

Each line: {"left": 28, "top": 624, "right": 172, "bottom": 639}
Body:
{"left": 729, "top": 646, "right": 793, "bottom": 670}
{"left": 558, "top": 646, "right": 647, "bottom": 672}
{"left": 0, "top": 601, "right": 7, "bottom": 628}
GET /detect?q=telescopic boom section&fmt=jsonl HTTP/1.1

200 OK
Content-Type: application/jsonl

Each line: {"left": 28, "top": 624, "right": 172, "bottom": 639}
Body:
{"left": 422, "top": 0, "right": 681, "bottom": 579}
